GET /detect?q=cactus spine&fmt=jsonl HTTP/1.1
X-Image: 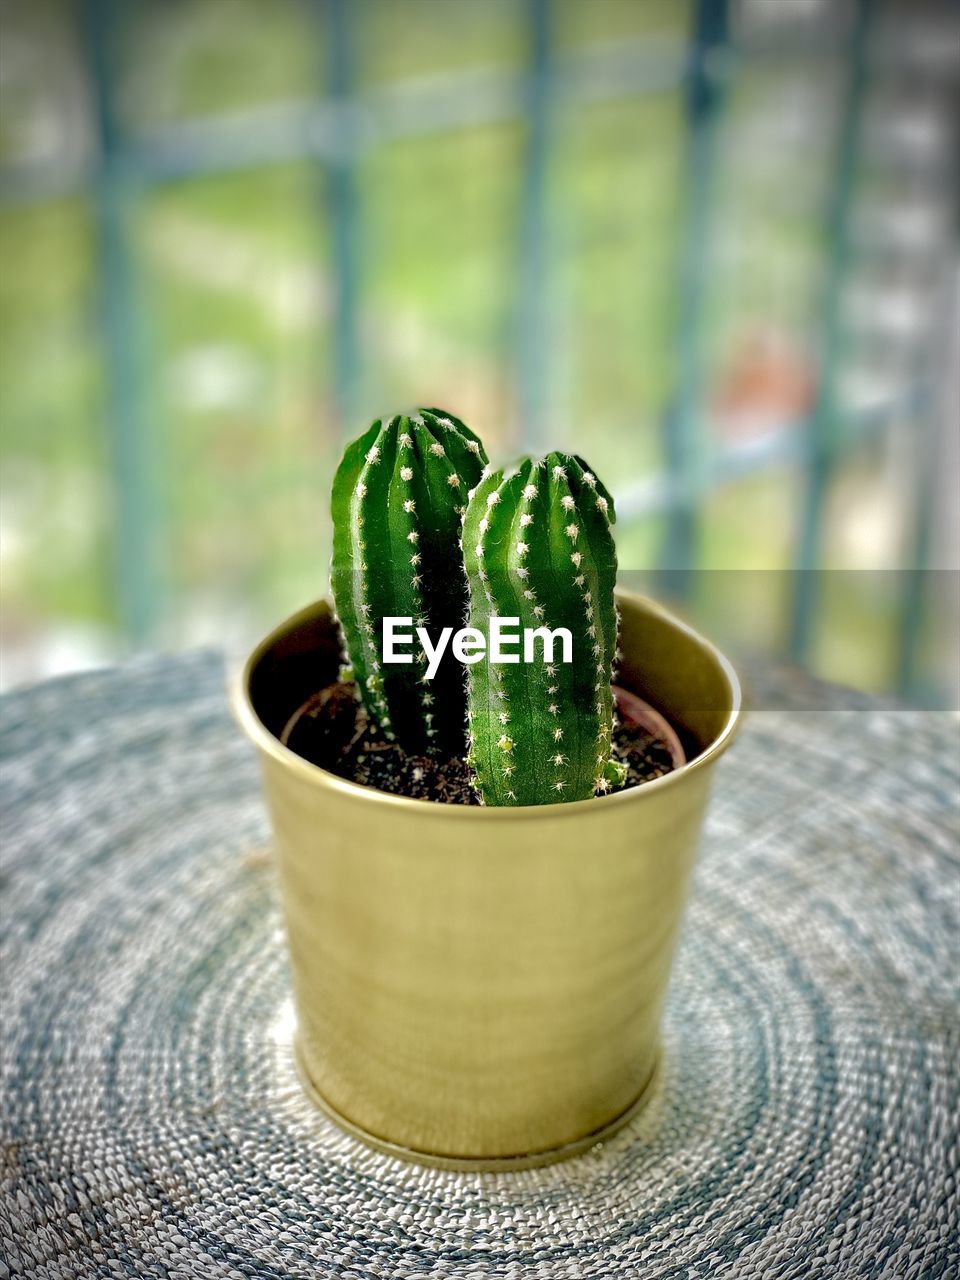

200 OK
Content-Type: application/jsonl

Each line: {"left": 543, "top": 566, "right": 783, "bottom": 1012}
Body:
{"left": 462, "top": 452, "right": 619, "bottom": 806}
{"left": 331, "top": 409, "right": 488, "bottom": 756}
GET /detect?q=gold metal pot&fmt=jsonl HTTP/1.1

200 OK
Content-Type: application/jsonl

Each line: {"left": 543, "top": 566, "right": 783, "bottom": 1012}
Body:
{"left": 233, "top": 589, "right": 741, "bottom": 1169}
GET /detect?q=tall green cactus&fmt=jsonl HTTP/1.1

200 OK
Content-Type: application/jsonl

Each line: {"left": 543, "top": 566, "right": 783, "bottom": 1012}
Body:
{"left": 461, "top": 452, "right": 619, "bottom": 805}
{"left": 331, "top": 409, "right": 488, "bottom": 756}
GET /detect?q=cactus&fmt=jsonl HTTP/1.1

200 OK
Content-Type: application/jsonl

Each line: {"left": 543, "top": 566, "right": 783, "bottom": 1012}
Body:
{"left": 461, "top": 451, "right": 619, "bottom": 806}
{"left": 331, "top": 409, "right": 488, "bottom": 756}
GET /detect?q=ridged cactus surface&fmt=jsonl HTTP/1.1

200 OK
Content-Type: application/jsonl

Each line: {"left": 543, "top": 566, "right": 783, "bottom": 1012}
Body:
{"left": 331, "top": 409, "right": 487, "bottom": 756}
{"left": 462, "top": 451, "right": 619, "bottom": 805}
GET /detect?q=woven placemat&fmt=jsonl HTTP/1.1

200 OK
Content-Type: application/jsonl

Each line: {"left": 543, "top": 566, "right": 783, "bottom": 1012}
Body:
{"left": 1, "top": 652, "right": 957, "bottom": 1279}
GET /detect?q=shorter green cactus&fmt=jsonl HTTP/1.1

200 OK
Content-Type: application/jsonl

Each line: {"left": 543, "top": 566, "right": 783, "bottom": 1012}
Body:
{"left": 331, "top": 409, "right": 488, "bottom": 756}
{"left": 462, "top": 452, "right": 619, "bottom": 805}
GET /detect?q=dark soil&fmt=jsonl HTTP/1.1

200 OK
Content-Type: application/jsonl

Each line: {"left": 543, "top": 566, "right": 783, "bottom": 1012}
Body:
{"left": 281, "top": 681, "right": 680, "bottom": 805}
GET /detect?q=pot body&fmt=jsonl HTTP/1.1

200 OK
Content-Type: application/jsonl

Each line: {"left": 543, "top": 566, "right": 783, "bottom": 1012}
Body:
{"left": 235, "top": 590, "right": 740, "bottom": 1167}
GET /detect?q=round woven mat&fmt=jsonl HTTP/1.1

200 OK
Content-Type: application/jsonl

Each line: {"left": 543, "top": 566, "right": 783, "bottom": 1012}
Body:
{"left": 1, "top": 652, "right": 957, "bottom": 1279}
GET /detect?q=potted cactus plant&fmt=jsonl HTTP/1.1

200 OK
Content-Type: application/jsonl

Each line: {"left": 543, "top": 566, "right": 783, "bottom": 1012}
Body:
{"left": 235, "top": 408, "right": 741, "bottom": 1169}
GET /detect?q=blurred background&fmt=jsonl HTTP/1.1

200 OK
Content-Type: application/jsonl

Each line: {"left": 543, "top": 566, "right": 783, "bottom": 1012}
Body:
{"left": 1, "top": 0, "right": 957, "bottom": 704}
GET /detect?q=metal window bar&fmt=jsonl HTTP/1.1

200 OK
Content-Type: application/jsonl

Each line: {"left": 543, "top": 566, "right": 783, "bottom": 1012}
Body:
{"left": 322, "top": 0, "right": 361, "bottom": 434}
{"left": 82, "top": 0, "right": 163, "bottom": 646}
{"left": 659, "top": 0, "right": 729, "bottom": 599}
{"left": 515, "top": 0, "right": 553, "bottom": 454}
{"left": 788, "top": 0, "right": 875, "bottom": 665}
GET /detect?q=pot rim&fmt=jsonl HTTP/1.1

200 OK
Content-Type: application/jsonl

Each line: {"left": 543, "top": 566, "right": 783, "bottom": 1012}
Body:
{"left": 231, "top": 588, "right": 742, "bottom": 819}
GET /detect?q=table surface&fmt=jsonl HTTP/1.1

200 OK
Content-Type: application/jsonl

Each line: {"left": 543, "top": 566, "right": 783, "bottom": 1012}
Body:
{"left": 0, "top": 651, "right": 957, "bottom": 1280}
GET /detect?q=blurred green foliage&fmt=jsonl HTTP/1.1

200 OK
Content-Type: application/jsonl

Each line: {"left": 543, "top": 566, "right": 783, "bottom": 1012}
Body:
{"left": 0, "top": 0, "right": 698, "bottom": 653}
{"left": 1, "top": 0, "right": 952, "bottom": 703}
